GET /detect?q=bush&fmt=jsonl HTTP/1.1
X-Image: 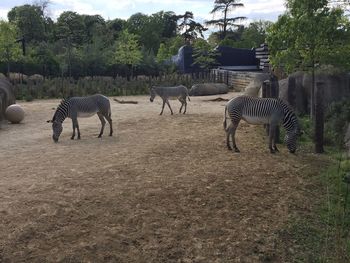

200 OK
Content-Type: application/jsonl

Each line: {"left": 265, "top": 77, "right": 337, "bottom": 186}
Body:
{"left": 325, "top": 100, "right": 350, "bottom": 148}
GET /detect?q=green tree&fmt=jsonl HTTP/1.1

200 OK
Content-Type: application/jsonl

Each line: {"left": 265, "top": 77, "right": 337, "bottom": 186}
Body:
{"left": 55, "top": 11, "right": 85, "bottom": 77}
{"left": 8, "top": 4, "right": 46, "bottom": 42}
{"left": 156, "top": 36, "right": 184, "bottom": 63}
{"left": 107, "top": 18, "right": 127, "bottom": 40}
{"left": 206, "top": 0, "right": 246, "bottom": 39}
{"left": 114, "top": 30, "right": 142, "bottom": 79}
{"left": 176, "top": 11, "right": 207, "bottom": 44}
{"left": 192, "top": 38, "right": 220, "bottom": 70}
{"left": 55, "top": 11, "right": 85, "bottom": 46}
{"left": 267, "top": 0, "right": 350, "bottom": 117}
{"left": 0, "top": 21, "right": 21, "bottom": 75}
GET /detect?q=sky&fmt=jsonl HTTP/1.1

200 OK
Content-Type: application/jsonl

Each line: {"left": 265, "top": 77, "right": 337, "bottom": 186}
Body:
{"left": 0, "top": 0, "right": 287, "bottom": 25}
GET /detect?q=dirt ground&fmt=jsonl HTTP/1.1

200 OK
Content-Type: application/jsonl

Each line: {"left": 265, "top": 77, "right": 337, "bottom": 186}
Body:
{"left": 0, "top": 92, "right": 323, "bottom": 262}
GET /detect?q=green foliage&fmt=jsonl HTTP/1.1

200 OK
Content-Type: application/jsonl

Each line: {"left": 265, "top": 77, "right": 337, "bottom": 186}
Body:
{"left": 176, "top": 11, "right": 207, "bottom": 44}
{"left": 55, "top": 11, "right": 86, "bottom": 46}
{"left": 206, "top": 0, "right": 246, "bottom": 39}
{"left": 267, "top": 0, "right": 350, "bottom": 73}
{"left": 8, "top": 4, "right": 46, "bottom": 43}
{"left": 0, "top": 20, "right": 22, "bottom": 74}
{"left": 192, "top": 38, "right": 220, "bottom": 70}
{"left": 114, "top": 30, "right": 142, "bottom": 68}
{"left": 325, "top": 100, "right": 350, "bottom": 148}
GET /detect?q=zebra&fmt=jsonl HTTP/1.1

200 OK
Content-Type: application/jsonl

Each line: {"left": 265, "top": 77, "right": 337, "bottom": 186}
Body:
{"left": 223, "top": 95, "right": 302, "bottom": 153}
{"left": 150, "top": 85, "right": 190, "bottom": 115}
{"left": 47, "top": 94, "right": 113, "bottom": 142}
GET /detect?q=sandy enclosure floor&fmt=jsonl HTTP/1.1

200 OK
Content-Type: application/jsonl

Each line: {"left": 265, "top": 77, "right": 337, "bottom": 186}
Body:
{"left": 0, "top": 93, "right": 322, "bottom": 262}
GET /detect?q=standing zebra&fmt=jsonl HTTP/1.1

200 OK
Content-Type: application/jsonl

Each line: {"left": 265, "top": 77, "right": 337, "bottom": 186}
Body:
{"left": 150, "top": 85, "right": 190, "bottom": 115}
{"left": 223, "top": 96, "right": 302, "bottom": 153}
{"left": 47, "top": 94, "right": 113, "bottom": 142}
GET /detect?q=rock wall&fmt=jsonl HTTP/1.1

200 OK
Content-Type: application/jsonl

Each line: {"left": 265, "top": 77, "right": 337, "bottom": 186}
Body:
{"left": 0, "top": 77, "right": 16, "bottom": 121}
{"left": 279, "top": 71, "right": 350, "bottom": 114}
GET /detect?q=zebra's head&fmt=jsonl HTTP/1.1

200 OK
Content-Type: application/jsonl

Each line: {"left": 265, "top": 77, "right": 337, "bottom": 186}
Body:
{"left": 51, "top": 121, "right": 63, "bottom": 143}
{"left": 285, "top": 127, "right": 302, "bottom": 153}
{"left": 149, "top": 86, "right": 156, "bottom": 102}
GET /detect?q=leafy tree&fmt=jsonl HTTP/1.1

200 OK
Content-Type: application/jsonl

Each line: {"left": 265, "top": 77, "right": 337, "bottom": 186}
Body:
{"left": 8, "top": 4, "right": 46, "bottom": 42}
{"left": 82, "top": 14, "right": 106, "bottom": 43}
{"left": 81, "top": 34, "right": 110, "bottom": 77}
{"left": 267, "top": 0, "right": 350, "bottom": 117}
{"left": 156, "top": 11, "right": 178, "bottom": 39}
{"left": 206, "top": 0, "right": 246, "bottom": 39}
{"left": 156, "top": 36, "right": 184, "bottom": 63}
{"left": 0, "top": 21, "right": 22, "bottom": 75}
{"left": 55, "top": 11, "right": 85, "bottom": 77}
{"left": 192, "top": 38, "right": 220, "bottom": 70}
{"left": 156, "top": 43, "right": 170, "bottom": 63}
{"left": 114, "top": 30, "right": 142, "bottom": 79}
{"left": 238, "top": 20, "right": 272, "bottom": 48}
{"left": 138, "top": 48, "right": 159, "bottom": 76}
{"left": 107, "top": 18, "right": 127, "bottom": 40}
{"left": 28, "top": 42, "right": 60, "bottom": 76}
{"left": 176, "top": 11, "right": 207, "bottom": 44}
{"left": 55, "top": 11, "right": 85, "bottom": 46}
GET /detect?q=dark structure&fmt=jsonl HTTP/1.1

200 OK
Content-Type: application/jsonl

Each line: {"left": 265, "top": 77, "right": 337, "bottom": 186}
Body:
{"left": 172, "top": 45, "right": 259, "bottom": 73}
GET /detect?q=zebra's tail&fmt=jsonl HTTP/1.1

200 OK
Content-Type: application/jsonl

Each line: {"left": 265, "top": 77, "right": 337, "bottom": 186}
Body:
{"left": 223, "top": 105, "right": 227, "bottom": 130}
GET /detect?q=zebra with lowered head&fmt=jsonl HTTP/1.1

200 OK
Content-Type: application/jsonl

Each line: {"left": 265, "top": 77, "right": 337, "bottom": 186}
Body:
{"left": 223, "top": 95, "right": 302, "bottom": 153}
{"left": 47, "top": 94, "right": 113, "bottom": 142}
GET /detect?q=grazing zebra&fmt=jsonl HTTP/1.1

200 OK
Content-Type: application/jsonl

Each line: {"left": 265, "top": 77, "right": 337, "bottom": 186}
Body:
{"left": 223, "top": 96, "right": 302, "bottom": 153}
{"left": 47, "top": 94, "right": 113, "bottom": 142}
{"left": 150, "top": 85, "right": 190, "bottom": 115}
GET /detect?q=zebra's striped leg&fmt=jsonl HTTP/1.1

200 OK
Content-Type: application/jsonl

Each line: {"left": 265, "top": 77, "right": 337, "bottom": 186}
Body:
{"left": 269, "top": 124, "right": 277, "bottom": 153}
{"left": 76, "top": 122, "right": 81, "bottom": 139}
{"left": 105, "top": 115, "right": 113, "bottom": 136}
{"left": 165, "top": 100, "right": 173, "bottom": 115}
{"left": 179, "top": 98, "right": 186, "bottom": 114}
{"left": 97, "top": 112, "right": 106, "bottom": 138}
{"left": 183, "top": 100, "right": 187, "bottom": 114}
{"left": 226, "top": 122, "right": 240, "bottom": 152}
{"left": 160, "top": 100, "right": 166, "bottom": 115}
{"left": 71, "top": 119, "right": 76, "bottom": 140}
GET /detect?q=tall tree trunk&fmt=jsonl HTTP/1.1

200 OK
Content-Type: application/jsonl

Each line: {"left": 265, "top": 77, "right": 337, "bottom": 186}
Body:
{"left": 314, "top": 81, "right": 324, "bottom": 153}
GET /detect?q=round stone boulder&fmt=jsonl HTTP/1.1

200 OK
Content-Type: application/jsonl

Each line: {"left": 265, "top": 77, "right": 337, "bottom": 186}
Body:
{"left": 5, "top": 104, "right": 25, "bottom": 124}
{"left": 189, "top": 83, "right": 229, "bottom": 96}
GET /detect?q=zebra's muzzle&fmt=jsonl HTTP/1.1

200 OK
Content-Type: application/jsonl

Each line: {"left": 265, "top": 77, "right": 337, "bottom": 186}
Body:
{"left": 150, "top": 98, "right": 154, "bottom": 102}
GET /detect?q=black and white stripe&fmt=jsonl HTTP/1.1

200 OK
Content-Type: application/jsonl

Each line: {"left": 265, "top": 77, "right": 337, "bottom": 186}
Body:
{"left": 49, "top": 94, "right": 113, "bottom": 142}
{"left": 150, "top": 85, "right": 190, "bottom": 115}
{"left": 223, "top": 96, "right": 301, "bottom": 153}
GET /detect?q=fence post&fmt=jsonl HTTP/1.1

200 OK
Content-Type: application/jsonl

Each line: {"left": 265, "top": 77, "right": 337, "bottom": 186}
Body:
{"left": 314, "top": 81, "right": 325, "bottom": 153}
{"left": 287, "top": 76, "right": 296, "bottom": 110}
{"left": 262, "top": 80, "right": 271, "bottom": 135}
{"left": 270, "top": 74, "right": 280, "bottom": 143}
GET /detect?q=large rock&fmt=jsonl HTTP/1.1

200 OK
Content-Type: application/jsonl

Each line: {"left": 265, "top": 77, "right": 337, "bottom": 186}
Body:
{"left": 0, "top": 77, "right": 16, "bottom": 121}
{"left": 243, "top": 73, "right": 270, "bottom": 97}
{"left": 189, "top": 83, "right": 229, "bottom": 96}
{"left": 28, "top": 74, "right": 44, "bottom": 84}
{"left": 279, "top": 71, "right": 350, "bottom": 114}
{"left": 8, "top": 72, "right": 28, "bottom": 84}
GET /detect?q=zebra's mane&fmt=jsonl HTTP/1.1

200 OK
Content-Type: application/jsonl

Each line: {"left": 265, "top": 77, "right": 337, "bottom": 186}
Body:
{"left": 52, "top": 97, "right": 70, "bottom": 121}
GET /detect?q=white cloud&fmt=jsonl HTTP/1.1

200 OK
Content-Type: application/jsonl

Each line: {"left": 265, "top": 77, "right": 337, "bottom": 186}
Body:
{"left": 0, "top": 8, "right": 10, "bottom": 20}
